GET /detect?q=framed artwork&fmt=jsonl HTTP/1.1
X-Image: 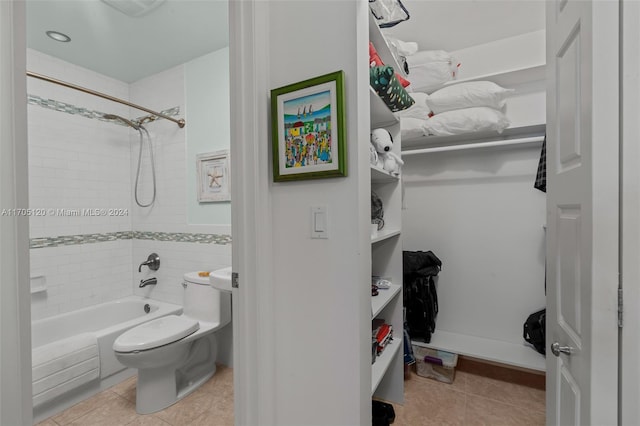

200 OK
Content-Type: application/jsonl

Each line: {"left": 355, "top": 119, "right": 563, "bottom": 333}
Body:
{"left": 196, "top": 150, "right": 230, "bottom": 202}
{"left": 271, "top": 70, "right": 347, "bottom": 182}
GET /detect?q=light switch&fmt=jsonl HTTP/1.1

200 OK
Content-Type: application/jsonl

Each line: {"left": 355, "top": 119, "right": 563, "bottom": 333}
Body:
{"left": 311, "top": 206, "right": 328, "bottom": 239}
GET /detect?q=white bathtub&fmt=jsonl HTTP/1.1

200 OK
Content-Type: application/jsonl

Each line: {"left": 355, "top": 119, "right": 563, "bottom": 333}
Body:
{"left": 31, "top": 296, "right": 181, "bottom": 420}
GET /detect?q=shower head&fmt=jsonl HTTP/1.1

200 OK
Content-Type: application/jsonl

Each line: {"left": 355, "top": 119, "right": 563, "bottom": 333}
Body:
{"left": 103, "top": 114, "right": 140, "bottom": 130}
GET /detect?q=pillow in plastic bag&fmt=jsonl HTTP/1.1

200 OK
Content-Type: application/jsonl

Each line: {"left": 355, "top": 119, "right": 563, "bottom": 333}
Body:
{"left": 406, "top": 50, "right": 460, "bottom": 93}
{"left": 370, "top": 66, "right": 415, "bottom": 112}
{"left": 424, "top": 107, "right": 510, "bottom": 136}
{"left": 426, "top": 81, "right": 514, "bottom": 114}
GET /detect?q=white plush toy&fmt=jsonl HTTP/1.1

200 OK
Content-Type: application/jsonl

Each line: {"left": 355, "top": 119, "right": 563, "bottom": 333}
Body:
{"left": 370, "top": 128, "right": 404, "bottom": 176}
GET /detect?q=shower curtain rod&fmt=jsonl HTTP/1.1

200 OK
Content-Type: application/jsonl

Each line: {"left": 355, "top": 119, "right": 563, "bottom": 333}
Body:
{"left": 26, "top": 71, "right": 186, "bottom": 128}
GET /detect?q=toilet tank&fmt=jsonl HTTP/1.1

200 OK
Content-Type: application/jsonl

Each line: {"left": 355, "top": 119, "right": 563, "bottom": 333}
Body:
{"left": 183, "top": 272, "right": 231, "bottom": 325}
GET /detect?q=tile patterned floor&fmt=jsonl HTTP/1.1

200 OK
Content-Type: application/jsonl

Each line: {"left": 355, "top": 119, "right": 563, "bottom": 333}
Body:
{"left": 39, "top": 359, "right": 544, "bottom": 425}
{"left": 391, "top": 358, "right": 546, "bottom": 426}
{"left": 37, "top": 365, "right": 234, "bottom": 426}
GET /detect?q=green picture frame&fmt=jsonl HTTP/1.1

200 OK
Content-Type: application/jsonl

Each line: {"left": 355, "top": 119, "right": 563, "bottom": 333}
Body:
{"left": 271, "top": 70, "right": 347, "bottom": 182}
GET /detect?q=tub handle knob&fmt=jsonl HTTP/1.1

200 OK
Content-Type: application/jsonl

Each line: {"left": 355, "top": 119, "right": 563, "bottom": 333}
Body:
{"left": 138, "top": 253, "right": 160, "bottom": 273}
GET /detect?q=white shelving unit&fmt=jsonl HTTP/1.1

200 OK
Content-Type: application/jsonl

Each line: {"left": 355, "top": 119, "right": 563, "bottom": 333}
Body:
{"left": 372, "top": 283, "right": 402, "bottom": 318}
{"left": 371, "top": 228, "right": 401, "bottom": 244}
{"left": 371, "top": 338, "right": 402, "bottom": 395}
{"left": 369, "top": 11, "right": 404, "bottom": 405}
{"left": 443, "top": 64, "right": 545, "bottom": 88}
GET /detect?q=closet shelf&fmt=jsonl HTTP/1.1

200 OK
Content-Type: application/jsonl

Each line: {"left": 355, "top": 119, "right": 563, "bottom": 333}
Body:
{"left": 444, "top": 64, "right": 546, "bottom": 88}
{"left": 368, "top": 11, "right": 407, "bottom": 78}
{"left": 401, "top": 123, "right": 546, "bottom": 151}
{"left": 371, "top": 228, "right": 401, "bottom": 244}
{"left": 371, "top": 165, "right": 400, "bottom": 183}
{"left": 372, "top": 337, "right": 402, "bottom": 395}
{"left": 412, "top": 330, "right": 546, "bottom": 372}
{"left": 370, "top": 87, "right": 400, "bottom": 128}
{"left": 371, "top": 283, "right": 402, "bottom": 318}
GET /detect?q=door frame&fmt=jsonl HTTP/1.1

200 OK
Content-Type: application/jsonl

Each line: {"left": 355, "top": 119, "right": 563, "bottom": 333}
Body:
{"left": 0, "top": 1, "right": 32, "bottom": 424}
{"left": 620, "top": 1, "right": 640, "bottom": 424}
{"left": 228, "top": 0, "right": 275, "bottom": 423}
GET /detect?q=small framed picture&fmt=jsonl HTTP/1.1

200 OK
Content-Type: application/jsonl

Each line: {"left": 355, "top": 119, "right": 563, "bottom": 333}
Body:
{"left": 271, "top": 70, "right": 347, "bottom": 182}
{"left": 196, "top": 150, "right": 230, "bottom": 202}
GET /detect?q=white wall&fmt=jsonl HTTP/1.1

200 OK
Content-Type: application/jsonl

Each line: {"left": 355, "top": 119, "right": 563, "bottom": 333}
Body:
{"left": 185, "top": 48, "right": 231, "bottom": 225}
{"left": 265, "top": 2, "right": 371, "bottom": 424}
{"left": 403, "top": 146, "right": 546, "bottom": 343}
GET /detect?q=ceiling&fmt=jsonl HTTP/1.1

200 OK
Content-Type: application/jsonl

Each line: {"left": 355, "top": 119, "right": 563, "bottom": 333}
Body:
{"left": 381, "top": 0, "right": 545, "bottom": 52}
{"left": 26, "top": 0, "right": 544, "bottom": 84}
{"left": 26, "top": 0, "right": 229, "bottom": 83}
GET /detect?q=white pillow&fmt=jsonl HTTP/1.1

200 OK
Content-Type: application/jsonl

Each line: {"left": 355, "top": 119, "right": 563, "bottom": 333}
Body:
{"left": 400, "top": 117, "right": 429, "bottom": 140}
{"left": 424, "top": 107, "right": 510, "bottom": 136}
{"left": 426, "top": 81, "right": 514, "bottom": 114}
{"left": 394, "top": 92, "right": 431, "bottom": 120}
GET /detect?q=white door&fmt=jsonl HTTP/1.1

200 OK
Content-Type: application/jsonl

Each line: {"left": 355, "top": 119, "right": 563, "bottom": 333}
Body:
{"left": 546, "top": 1, "right": 619, "bottom": 425}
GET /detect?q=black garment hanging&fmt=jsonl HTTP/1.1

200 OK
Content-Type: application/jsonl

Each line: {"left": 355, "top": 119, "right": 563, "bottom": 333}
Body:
{"left": 534, "top": 135, "right": 547, "bottom": 192}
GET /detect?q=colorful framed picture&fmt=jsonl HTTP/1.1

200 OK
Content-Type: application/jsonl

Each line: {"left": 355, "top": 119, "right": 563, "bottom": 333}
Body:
{"left": 271, "top": 70, "right": 347, "bottom": 182}
{"left": 196, "top": 150, "right": 230, "bottom": 202}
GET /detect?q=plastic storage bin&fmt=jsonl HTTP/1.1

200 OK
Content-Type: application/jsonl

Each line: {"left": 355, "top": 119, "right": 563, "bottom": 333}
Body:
{"left": 412, "top": 345, "right": 458, "bottom": 383}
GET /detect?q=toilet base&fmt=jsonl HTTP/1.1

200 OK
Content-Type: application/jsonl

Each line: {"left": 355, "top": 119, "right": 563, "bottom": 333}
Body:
{"left": 135, "top": 365, "right": 217, "bottom": 414}
{"left": 133, "top": 335, "right": 218, "bottom": 414}
{"left": 136, "top": 366, "right": 179, "bottom": 414}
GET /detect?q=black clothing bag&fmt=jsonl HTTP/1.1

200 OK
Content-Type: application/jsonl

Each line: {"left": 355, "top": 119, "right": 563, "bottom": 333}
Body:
{"left": 523, "top": 308, "right": 546, "bottom": 355}
{"left": 403, "top": 251, "right": 442, "bottom": 343}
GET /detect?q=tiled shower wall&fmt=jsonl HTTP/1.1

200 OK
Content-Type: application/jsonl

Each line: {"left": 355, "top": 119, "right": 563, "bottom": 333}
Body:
{"left": 28, "top": 49, "right": 232, "bottom": 329}
{"left": 28, "top": 49, "right": 134, "bottom": 320}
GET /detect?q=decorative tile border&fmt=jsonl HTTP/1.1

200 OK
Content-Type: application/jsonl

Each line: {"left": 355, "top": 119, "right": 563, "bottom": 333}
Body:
{"left": 27, "top": 94, "right": 180, "bottom": 127}
{"left": 30, "top": 231, "right": 231, "bottom": 249}
{"left": 132, "top": 231, "right": 232, "bottom": 245}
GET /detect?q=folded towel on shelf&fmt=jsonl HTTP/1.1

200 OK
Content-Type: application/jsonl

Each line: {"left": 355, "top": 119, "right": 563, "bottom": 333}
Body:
{"left": 32, "top": 332, "right": 99, "bottom": 407}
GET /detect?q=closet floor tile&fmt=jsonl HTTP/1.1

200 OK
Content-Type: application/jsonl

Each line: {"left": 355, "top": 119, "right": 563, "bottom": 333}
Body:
{"left": 42, "top": 362, "right": 544, "bottom": 425}
{"left": 465, "top": 394, "right": 545, "bottom": 426}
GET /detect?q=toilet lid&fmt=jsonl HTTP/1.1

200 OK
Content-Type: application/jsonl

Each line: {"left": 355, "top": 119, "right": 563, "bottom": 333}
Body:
{"left": 113, "top": 315, "right": 199, "bottom": 352}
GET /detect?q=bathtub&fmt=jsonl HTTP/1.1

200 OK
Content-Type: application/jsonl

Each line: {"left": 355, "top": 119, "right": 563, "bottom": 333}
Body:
{"left": 32, "top": 296, "right": 181, "bottom": 420}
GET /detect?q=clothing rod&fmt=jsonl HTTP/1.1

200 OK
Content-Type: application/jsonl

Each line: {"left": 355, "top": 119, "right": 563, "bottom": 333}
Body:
{"left": 402, "top": 136, "right": 544, "bottom": 156}
{"left": 26, "top": 71, "right": 185, "bottom": 128}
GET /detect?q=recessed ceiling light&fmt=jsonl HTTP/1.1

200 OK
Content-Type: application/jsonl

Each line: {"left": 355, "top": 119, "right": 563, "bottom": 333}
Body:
{"left": 46, "top": 31, "right": 71, "bottom": 43}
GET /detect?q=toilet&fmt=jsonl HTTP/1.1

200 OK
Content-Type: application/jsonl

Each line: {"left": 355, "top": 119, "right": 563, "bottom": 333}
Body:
{"left": 113, "top": 270, "right": 232, "bottom": 414}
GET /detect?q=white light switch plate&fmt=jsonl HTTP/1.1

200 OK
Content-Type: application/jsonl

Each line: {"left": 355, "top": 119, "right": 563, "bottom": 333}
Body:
{"left": 311, "top": 206, "right": 328, "bottom": 239}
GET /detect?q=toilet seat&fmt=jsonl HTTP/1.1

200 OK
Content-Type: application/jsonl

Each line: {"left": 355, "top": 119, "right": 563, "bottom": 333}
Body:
{"left": 114, "top": 315, "right": 199, "bottom": 353}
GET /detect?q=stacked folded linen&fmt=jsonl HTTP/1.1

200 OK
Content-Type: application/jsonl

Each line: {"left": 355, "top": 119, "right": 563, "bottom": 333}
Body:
{"left": 397, "top": 81, "right": 513, "bottom": 138}
{"left": 32, "top": 332, "right": 99, "bottom": 407}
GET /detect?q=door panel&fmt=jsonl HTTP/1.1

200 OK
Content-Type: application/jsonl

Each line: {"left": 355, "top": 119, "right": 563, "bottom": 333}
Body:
{"left": 546, "top": 0, "right": 619, "bottom": 424}
{"left": 557, "top": 207, "right": 581, "bottom": 340}
{"left": 559, "top": 364, "right": 580, "bottom": 426}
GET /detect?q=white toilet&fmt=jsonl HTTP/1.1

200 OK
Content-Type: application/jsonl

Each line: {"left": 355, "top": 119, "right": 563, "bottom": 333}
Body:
{"left": 113, "top": 269, "right": 232, "bottom": 414}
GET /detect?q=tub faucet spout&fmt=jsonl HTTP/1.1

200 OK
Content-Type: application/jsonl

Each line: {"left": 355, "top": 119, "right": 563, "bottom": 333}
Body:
{"left": 139, "top": 277, "right": 157, "bottom": 288}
